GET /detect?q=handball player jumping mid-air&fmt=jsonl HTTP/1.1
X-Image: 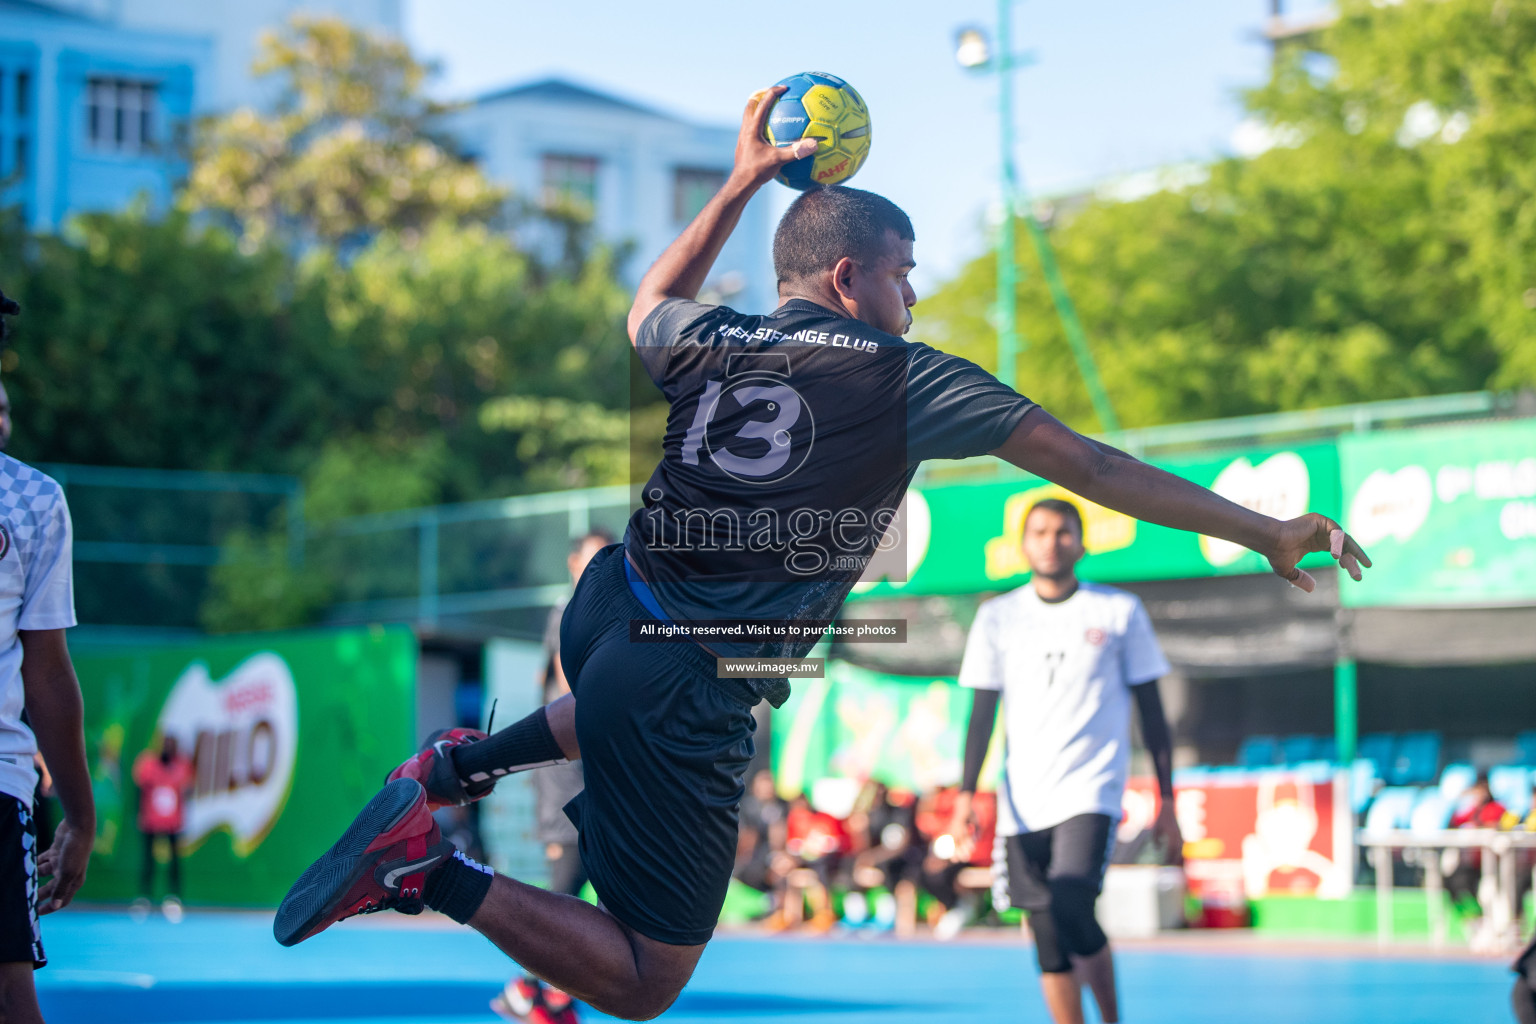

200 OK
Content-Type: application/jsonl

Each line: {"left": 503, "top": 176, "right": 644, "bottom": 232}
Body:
{"left": 274, "top": 85, "right": 1370, "bottom": 1022}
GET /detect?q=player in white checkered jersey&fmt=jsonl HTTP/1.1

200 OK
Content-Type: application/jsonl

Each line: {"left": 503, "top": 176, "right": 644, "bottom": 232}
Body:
{"left": 0, "top": 290, "right": 94, "bottom": 1024}
{"left": 948, "top": 498, "right": 1180, "bottom": 1024}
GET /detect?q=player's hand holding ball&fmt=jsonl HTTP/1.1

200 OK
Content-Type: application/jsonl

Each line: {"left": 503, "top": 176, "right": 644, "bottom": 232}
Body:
{"left": 733, "top": 87, "right": 819, "bottom": 189}
{"left": 763, "top": 72, "right": 871, "bottom": 190}
{"left": 734, "top": 73, "right": 872, "bottom": 192}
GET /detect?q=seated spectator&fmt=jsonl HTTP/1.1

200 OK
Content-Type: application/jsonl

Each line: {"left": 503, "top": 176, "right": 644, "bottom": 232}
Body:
{"left": 1501, "top": 779, "right": 1536, "bottom": 940}
{"left": 734, "top": 770, "right": 790, "bottom": 918}
{"left": 1445, "top": 771, "right": 1507, "bottom": 950}
{"left": 1500, "top": 780, "right": 1536, "bottom": 833}
{"left": 769, "top": 794, "right": 850, "bottom": 933}
{"left": 915, "top": 786, "right": 998, "bottom": 940}
{"left": 843, "top": 781, "right": 922, "bottom": 933}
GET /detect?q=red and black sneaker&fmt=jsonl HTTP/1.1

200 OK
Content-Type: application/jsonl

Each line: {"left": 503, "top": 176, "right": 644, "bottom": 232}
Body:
{"left": 491, "top": 977, "right": 576, "bottom": 1024}
{"left": 273, "top": 778, "right": 453, "bottom": 947}
{"left": 386, "top": 727, "right": 493, "bottom": 810}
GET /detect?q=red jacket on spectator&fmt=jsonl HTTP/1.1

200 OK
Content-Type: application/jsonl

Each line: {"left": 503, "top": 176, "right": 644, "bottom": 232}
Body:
{"left": 786, "top": 804, "right": 850, "bottom": 859}
{"left": 1451, "top": 799, "right": 1507, "bottom": 830}
{"left": 918, "top": 788, "right": 997, "bottom": 867}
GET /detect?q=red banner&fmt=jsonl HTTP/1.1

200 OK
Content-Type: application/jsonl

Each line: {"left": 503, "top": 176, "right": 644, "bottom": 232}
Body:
{"left": 1123, "top": 774, "right": 1345, "bottom": 901}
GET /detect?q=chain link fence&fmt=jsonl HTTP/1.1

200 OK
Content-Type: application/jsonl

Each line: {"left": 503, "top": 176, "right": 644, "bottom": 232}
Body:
{"left": 42, "top": 464, "right": 301, "bottom": 635}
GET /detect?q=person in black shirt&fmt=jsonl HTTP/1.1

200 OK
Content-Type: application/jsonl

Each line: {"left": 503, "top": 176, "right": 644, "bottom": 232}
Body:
{"left": 733, "top": 769, "right": 788, "bottom": 902}
{"left": 277, "top": 85, "right": 1371, "bottom": 1021}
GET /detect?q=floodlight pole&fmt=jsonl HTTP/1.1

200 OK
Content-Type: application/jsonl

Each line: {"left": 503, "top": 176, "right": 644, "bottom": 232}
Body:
{"left": 983, "top": 1, "right": 1122, "bottom": 432}
{"left": 996, "top": 0, "right": 1021, "bottom": 392}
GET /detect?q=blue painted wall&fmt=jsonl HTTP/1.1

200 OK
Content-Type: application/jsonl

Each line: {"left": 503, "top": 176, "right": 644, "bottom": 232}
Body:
{"left": 0, "top": 4, "right": 209, "bottom": 231}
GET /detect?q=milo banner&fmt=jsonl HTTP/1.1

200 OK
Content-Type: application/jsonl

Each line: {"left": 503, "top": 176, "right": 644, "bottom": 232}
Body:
{"left": 857, "top": 442, "right": 1340, "bottom": 597}
{"left": 1340, "top": 419, "right": 1536, "bottom": 607}
{"left": 75, "top": 626, "right": 416, "bottom": 905}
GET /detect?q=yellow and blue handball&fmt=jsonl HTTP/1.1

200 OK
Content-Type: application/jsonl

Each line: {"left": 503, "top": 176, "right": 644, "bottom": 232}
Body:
{"left": 766, "top": 72, "right": 871, "bottom": 190}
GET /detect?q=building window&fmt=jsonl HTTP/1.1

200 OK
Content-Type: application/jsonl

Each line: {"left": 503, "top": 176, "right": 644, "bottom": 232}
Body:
{"left": 541, "top": 154, "right": 599, "bottom": 212}
{"left": 2, "top": 67, "right": 34, "bottom": 183}
{"left": 87, "top": 77, "right": 158, "bottom": 154}
{"left": 673, "top": 167, "right": 727, "bottom": 223}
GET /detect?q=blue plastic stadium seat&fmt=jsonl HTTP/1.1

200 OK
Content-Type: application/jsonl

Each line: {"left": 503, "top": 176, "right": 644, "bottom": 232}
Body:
{"left": 1517, "top": 731, "right": 1536, "bottom": 767}
{"left": 1292, "top": 760, "right": 1334, "bottom": 783}
{"left": 1439, "top": 763, "right": 1476, "bottom": 803}
{"left": 1358, "top": 734, "right": 1396, "bottom": 780}
{"left": 1314, "top": 736, "right": 1339, "bottom": 765}
{"left": 1390, "top": 732, "right": 1441, "bottom": 786}
{"left": 1364, "top": 787, "right": 1418, "bottom": 832}
{"left": 1237, "top": 735, "right": 1280, "bottom": 769}
{"left": 1491, "top": 766, "right": 1532, "bottom": 818}
{"left": 1350, "top": 759, "right": 1379, "bottom": 814}
{"left": 1409, "top": 789, "right": 1455, "bottom": 835}
{"left": 1280, "top": 735, "right": 1317, "bottom": 766}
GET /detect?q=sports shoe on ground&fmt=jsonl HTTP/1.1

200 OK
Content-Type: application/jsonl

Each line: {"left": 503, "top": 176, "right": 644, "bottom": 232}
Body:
{"left": 933, "top": 905, "right": 968, "bottom": 942}
{"left": 491, "top": 977, "right": 578, "bottom": 1024}
{"left": 161, "top": 895, "right": 184, "bottom": 924}
{"left": 489, "top": 996, "right": 566, "bottom": 1024}
{"left": 273, "top": 778, "right": 453, "bottom": 947}
{"left": 386, "top": 727, "right": 492, "bottom": 810}
{"left": 542, "top": 986, "right": 577, "bottom": 1016}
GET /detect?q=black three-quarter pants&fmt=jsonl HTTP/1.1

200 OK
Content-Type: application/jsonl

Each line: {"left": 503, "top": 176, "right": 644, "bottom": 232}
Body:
{"left": 140, "top": 829, "right": 183, "bottom": 900}
{"left": 992, "top": 812, "right": 1116, "bottom": 974}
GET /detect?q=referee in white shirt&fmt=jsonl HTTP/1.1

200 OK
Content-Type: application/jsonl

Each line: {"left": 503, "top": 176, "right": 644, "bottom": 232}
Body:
{"left": 949, "top": 498, "right": 1181, "bottom": 1024}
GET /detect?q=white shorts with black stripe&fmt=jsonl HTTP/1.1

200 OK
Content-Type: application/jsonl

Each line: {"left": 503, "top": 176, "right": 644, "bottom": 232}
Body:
{"left": 0, "top": 796, "right": 45, "bottom": 968}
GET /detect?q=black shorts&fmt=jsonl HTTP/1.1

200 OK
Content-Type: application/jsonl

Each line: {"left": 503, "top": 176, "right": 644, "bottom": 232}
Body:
{"left": 560, "top": 544, "right": 757, "bottom": 946}
{"left": 0, "top": 796, "right": 45, "bottom": 968}
{"left": 991, "top": 812, "right": 1115, "bottom": 913}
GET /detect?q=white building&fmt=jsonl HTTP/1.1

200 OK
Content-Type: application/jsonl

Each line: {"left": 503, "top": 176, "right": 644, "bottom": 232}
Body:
{"left": 448, "top": 77, "right": 775, "bottom": 315}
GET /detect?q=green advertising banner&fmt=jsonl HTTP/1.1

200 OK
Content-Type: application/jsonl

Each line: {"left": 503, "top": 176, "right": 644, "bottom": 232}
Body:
{"left": 1340, "top": 420, "right": 1536, "bottom": 608}
{"left": 75, "top": 625, "right": 416, "bottom": 906}
{"left": 773, "top": 660, "right": 1001, "bottom": 795}
{"left": 856, "top": 442, "right": 1340, "bottom": 598}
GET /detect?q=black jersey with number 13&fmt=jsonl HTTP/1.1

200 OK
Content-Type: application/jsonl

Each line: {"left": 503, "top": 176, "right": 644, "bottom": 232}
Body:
{"left": 626, "top": 297, "right": 1036, "bottom": 695}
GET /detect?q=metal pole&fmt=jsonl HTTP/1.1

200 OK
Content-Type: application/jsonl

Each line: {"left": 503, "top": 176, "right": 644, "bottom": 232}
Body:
{"left": 419, "top": 509, "right": 440, "bottom": 629}
{"left": 993, "top": 1, "right": 1117, "bottom": 431}
{"left": 1335, "top": 657, "right": 1358, "bottom": 767}
{"left": 996, "top": 0, "right": 1021, "bottom": 389}
{"left": 1374, "top": 842, "right": 1392, "bottom": 945}
{"left": 1335, "top": 652, "right": 1359, "bottom": 901}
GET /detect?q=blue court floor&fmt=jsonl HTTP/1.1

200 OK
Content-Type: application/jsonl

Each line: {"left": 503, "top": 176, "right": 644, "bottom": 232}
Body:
{"left": 35, "top": 910, "right": 1514, "bottom": 1024}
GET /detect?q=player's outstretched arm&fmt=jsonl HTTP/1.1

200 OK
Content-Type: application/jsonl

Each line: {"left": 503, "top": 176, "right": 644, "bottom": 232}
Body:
{"left": 990, "top": 409, "right": 1371, "bottom": 591}
{"left": 626, "top": 87, "right": 817, "bottom": 343}
{"left": 20, "top": 628, "right": 94, "bottom": 913}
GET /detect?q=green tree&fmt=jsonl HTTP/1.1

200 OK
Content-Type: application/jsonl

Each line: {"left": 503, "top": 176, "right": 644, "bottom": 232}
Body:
{"left": 315, "top": 219, "right": 634, "bottom": 499}
{"left": 917, "top": 0, "right": 1520, "bottom": 431}
{"left": 0, "top": 205, "right": 364, "bottom": 472}
{"left": 182, "top": 15, "right": 504, "bottom": 248}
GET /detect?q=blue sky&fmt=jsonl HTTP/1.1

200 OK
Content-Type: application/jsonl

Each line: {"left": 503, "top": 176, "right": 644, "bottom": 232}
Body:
{"left": 404, "top": 0, "right": 1331, "bottom": 290}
